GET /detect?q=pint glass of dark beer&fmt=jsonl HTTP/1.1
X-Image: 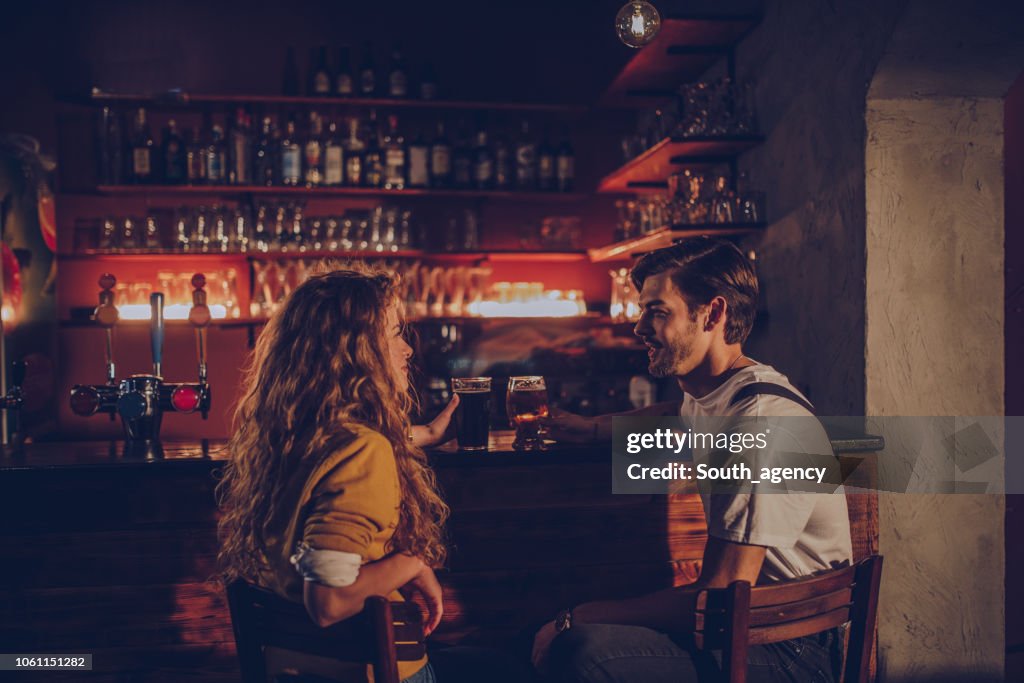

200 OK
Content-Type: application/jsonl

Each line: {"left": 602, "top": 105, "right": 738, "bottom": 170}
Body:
{"left": 507, "top": 376, "right": 549, "bottom": 450}
{"left": 452, "top": 377, "right": 491, "bottom": 451}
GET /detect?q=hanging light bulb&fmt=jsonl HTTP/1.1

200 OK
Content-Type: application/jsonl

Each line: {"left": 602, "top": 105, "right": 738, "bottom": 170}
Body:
{"left": 615, "top": 1, "right": 661, "bottom": 48}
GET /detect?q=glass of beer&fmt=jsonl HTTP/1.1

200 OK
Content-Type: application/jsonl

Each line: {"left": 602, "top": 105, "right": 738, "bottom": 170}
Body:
{"left": 507, "top": 376, "right": 550, "bottom": 451}
{"left": 452, "top": 377, "right": 491, "bottom": 451}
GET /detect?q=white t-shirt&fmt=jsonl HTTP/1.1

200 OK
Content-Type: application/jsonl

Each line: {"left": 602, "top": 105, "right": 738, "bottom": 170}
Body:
{"left": 681, "top": 363, "right": 853, "bottom": 583}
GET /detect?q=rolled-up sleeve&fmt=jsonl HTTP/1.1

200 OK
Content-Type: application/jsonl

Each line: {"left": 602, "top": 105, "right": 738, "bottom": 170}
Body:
{"left": 302, "top": 432, "right": 401, "bottom": 558}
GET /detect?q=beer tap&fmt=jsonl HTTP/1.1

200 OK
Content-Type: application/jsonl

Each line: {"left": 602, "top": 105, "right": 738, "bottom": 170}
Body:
{"left": 69, "top": 274, "right": 213, "bottom": 453}
{"left": 0, "top": 360, "right": 26, "bottom": 446}
{"left": 188, "top": 274, "right": 212, "bottom": 419}
{"left": 96, "top": 273, "right": 118, "bottom": 384}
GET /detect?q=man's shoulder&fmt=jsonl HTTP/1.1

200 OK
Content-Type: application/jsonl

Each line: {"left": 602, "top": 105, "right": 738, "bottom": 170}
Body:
{"left": 715, "top": 364, "right": 813, "bottom": 418}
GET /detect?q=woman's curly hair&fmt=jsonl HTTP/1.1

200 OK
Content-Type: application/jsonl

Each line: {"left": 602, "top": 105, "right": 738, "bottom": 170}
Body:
{"left": 216, "top": 265, "right": 448, "bottom": 583}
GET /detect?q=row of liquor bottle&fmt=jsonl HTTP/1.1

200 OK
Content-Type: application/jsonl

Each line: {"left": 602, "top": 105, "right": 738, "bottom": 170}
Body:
{"left": 98, "top": 107, "right": 576, "bottom": 191}
{"left": 284, "top": 44, "right": 440, "bottom": 100}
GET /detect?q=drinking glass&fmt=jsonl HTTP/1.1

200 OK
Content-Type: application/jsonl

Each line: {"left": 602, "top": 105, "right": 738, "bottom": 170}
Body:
{"left": 452, "top": 377, "right": 492, "bottom": 451}
{"left": 507, "top": 376, "right": 550, "bottom": 451}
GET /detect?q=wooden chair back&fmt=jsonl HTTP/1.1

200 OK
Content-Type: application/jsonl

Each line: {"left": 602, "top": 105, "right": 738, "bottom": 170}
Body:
{"left": 226, "top": 579, "right": 426, "bottom": 683}
{"left": 695, "top": 555, "right": 883, "bottom": 683}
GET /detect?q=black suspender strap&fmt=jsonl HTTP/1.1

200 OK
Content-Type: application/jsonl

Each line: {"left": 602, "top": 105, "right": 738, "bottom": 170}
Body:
{"left": 728, "top": 382, "right": 815, "bottom": 415}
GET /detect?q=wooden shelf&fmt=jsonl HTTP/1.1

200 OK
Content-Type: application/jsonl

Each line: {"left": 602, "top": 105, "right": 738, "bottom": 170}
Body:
{"left": 93, "top": 185, "right": 588, "bottom": 202}
{"left": 597, "top": 135, "right": 763, "bottom": 193}
{"left": 588, "top": 223, "right": 765, "bottom": 262}
{"left": 78, "top": 90, "right": 586, "bottom": 114}
{"left": 601, "top": 15, "right": 760, "bottom": 108}
{"left": 60, "top": 313, "right": 609, "bottom": 329}
{"left": 59, "top": 317, "right": 264, "bottom": 329}
{"left": 59, "top": 249, "right": 587, "bottom": 262}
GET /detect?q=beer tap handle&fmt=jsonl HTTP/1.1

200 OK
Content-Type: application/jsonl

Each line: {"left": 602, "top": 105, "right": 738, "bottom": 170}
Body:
{"left": 10, "top": 360, "right": 24, "bottom": 400}
{"left": 150, "top": 292, "right": 164, "bottom": 378}
{"left": 95, "top": 274, "right": 119, "bottom": 384}
{"left": 1, "top": 361, "right": 25, "bottom": 409}
{"left": 188, "top": 274, "right": 211, "bottom": 386}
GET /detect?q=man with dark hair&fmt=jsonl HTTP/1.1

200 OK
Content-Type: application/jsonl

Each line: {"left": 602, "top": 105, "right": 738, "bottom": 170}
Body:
{"left": 532, "top": 238, "right": 852, "bottom": 682}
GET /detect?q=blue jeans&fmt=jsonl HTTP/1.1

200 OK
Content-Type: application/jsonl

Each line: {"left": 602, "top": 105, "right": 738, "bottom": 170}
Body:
{"left": 546, "top": 623, "right": 843, "bottom": 683}
{"left": 402, "top": 645, "right": 535, "bottom": 683}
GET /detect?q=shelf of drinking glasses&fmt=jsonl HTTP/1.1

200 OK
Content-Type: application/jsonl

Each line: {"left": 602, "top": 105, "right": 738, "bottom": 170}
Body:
{"left": 60, "top": 313, "right": 616, "bottom": 329}
{"left": 59, "top": 316, "right": 263, "bottom": 329}
{"left": 597, "top": 135, "right": 763, "bottom": 194}
{"left": 600, "top": 15, "right": 760, "bottom": 109}
{"left": 81, "top": 90, "right": 587, "bottom": 114}
{"left": 587, "top": 223, "right": 765, "bottom": 262}
{"left": 61, "top": 249, "right": 588, "bottom": 262}
{"left": 215, "top": 313, "right": 610, "bottom": 328}
{"left": 93, "top": 185, "right": 588, "bottom": 202}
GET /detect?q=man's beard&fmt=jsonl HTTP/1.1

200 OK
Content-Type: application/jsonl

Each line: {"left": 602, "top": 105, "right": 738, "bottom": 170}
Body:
{"left": 647, "top": 339, "right": 692, "bottom": 378}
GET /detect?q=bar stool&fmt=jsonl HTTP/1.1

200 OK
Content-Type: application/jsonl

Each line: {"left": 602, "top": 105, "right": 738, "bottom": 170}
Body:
{"left": 694, "top": 555, "right": 883, "bottom": 683}
{"left": 226, "top": 579, "right": 426, "bottom": 683}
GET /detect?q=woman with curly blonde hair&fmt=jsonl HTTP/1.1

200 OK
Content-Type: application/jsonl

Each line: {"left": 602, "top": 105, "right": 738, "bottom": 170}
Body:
{"left": 217, "top": 267, "right": 467, "bottom": 682}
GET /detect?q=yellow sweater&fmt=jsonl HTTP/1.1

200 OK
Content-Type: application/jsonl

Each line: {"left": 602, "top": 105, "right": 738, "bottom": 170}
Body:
{"left": 259, "top": 425, "right": 428, "bottom": 682}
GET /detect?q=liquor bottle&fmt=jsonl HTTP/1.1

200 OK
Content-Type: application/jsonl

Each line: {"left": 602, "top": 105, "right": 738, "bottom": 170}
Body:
{"left": 382, "top": 114, "right": 406, "bottom": 189}
{"left": 279, "top": 116, "right": 302, "bottom": 186}
{"left": 129, "top": 108, "right": 154, "bottom": 183}
{"left": 419, "top": 61, "right": 438, "bottom": 100}
{"left": 407, "top": 126, "right": 430, "bottom": 188}
{"left": 452, "top": 123, "right": 472, "bottom": 189}
{"left": 430, "top": 121, "right": 452, "bottom": 188}
{"left": 493, "top": 133, "right": 511, "bottom": 190}
{"left": 515, "top": 120, "right": 537, "bottom": 190}
{"left": 205, "top": 124, "right": 227, "bottom": 185}
{"left": 537, "top": 131, "right": 556, "bottom": 191}
{"left": 97, "top": 106, "right": 122, "bottom": 184}
{"left": 363, "top": 111, "right": 383, "bottom": 187}
{"left": 387, "top": 46, "right": 408, "bottom": 98}
{"left": 324, "top": 120, "right": 344, "bottom": 186}
{"left": 359, "top": 44, "right": 376, "bottom": 97}
{"left": 228, "top": 108, "right": 252, "bottom": 185}
{"left": 309, "top": 46, "right": 332, "bottom": 96}
{"left": 282, "top": 46, "right": 300, "bottom": 96}
{"left": 335, "top": 46, "right": 354, "bottom": 96}
{"left": 472, "top": 129, "right": 494, "bottom": 189}
{"left": 253, "top": 116, "right": 277, "bottom": 186}
{"left": 343, "top": 116, "right": 365, "bottom": 186}
{"left": 185, "top": 128, "right": 205, "bottom": 184}
{"left": 304, "top": 111, "right": 325, "bottom": 186}
{"left": 161, "top": 119, "right": 186, "bottom": 184}
{"left": 556, "top": 128, "right": 575, "bottom": 193}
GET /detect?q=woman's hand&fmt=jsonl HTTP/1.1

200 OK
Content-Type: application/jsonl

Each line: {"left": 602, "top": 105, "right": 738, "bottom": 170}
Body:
{"left": 531, "top": 620, "right": 559, "bottom": 672}
{"left": 410, "top": 395, "right": 460, "bottom": 448}
{"left": 540, "top": 408, "right": 599, "bottom": 443}
{"left": 400, "top": 565, "right": 444, "bottom": 636}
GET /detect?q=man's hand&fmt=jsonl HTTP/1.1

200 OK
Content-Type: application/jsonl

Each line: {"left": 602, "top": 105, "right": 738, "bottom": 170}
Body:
{"left": 400, "top": 565, "right": 444, "bottom": 636}
{"left": 410, "top": 395, "right": 460, "bottom": 448}
{"left": 531, "top": 620, "right": 559, "bottom": 672}
{"left": 540, "top": 408, "right": 599, "bottom": 443}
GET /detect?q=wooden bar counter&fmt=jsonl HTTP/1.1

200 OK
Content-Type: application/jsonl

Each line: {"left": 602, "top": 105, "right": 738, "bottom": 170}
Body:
{"left": 0, "top": 432, "right": 881, "bottom": 682}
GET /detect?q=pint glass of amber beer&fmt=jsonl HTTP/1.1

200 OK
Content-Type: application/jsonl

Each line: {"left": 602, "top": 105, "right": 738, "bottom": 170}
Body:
{"left": 507, "top": 376, "right": 550, "bottom": 450}
{"left": 452, "top": 377, "right": 492, "bottom": 451}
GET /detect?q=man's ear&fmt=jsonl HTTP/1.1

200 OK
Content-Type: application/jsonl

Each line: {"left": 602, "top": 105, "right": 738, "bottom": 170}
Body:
{"left": 704, "top": 297, "right": 728, "bottom": 331}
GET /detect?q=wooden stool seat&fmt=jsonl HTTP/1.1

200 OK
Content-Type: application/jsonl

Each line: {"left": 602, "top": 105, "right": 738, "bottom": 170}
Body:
{"left": 226, "top": 579, "right": 426, "bottom": 683}
{"left": 695, "top": 555, "right": 883, "bottom": 683}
